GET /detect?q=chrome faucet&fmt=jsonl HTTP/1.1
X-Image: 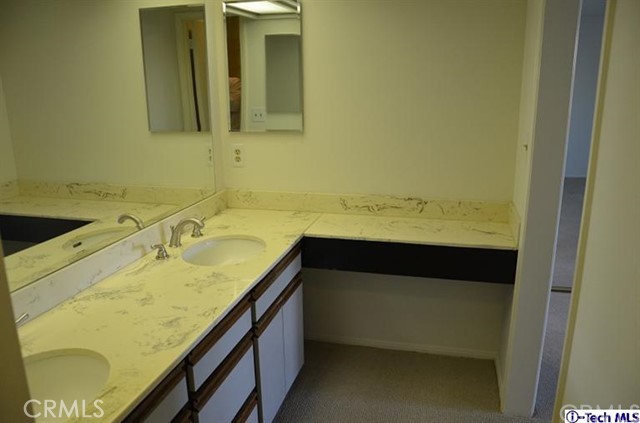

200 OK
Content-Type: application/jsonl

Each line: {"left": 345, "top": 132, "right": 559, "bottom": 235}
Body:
{"left": 169, "top": 217, "right": 205, "bottom": 247}
{"left": 117, "top": 213, "right": 145, "bottom": 230}
{"left": 15, "top": 312, "right": 29, "bottom": 327}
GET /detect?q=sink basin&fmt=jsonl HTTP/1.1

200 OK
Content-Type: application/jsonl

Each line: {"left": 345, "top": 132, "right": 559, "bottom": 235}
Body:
{"left": 24, "top": 349, "right": 110, "bottom": 422}
{"left": 182, "top": 235, "right": 266, "bottom": 266}
{"left": 62, "top": 227, "right": 132, "bottom": 251}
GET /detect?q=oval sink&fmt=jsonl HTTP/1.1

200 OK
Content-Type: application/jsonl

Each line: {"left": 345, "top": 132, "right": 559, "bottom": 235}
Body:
{"left": 62, "top": 227, "right": 132, "bottom": 251}
{"left": 24, "top": 349, "right": 110, "bottom": 422}
{"left": 182, "top": 235, "right": 266, "bottom": 267}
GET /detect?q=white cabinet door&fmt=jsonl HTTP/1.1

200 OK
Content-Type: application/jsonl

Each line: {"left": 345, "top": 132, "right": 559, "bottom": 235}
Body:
{"left": 257, "top": 310, "right": 286, "bottom": 423}
{"left": 282, "top": 284, "right": 304, "bottom": 391}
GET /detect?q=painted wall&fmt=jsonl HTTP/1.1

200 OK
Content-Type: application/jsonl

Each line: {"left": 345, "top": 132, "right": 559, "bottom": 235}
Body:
{"left": 304, "top": 269, "right": 511, "bottom": 359}
{"left": 214, "top": 0, "right": 527, "bottom": 201}
{"left": 0, "top": 75, "right": 17, "bottom": 185}
{"left": 556, "top": 0, "right": 640, "bottom": 411}
{"left": 565, "top": 9, "right": 605, "bottom": 178}
{"left": 0, "top": 0, "right": 214, "bottom": 189}
{"left": 499, "top": 0, "right": 544, "bottom": 392}
{"left": 511, "top": 0, "right": 544, "bottom": 221}
{"left": 500, "top": 0, "right": 581, "bottom": 416}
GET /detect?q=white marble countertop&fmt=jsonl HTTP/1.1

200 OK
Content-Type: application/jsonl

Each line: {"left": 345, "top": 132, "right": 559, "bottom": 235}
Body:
{"left": 1, "top": 195, "right": 179, "bottom": 292}
{"left": 17, "top": 209, "right": 320, "bottom": 423}
{"left": 16, "top": 205, "right": 518, "bottom": 422}
{"left": 305, "top": 213, "right": 517, "bottom": 250}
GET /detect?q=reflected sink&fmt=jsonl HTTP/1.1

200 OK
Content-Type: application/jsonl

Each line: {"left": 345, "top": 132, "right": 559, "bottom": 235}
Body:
{"left": 62, "top": 227, "right": 132, "bottom": 251}
{"left": 182, "top": 235, "right": 266, "bottom": 267}
{"left": 24, "top": 349, "right": 110, "bottom": 422}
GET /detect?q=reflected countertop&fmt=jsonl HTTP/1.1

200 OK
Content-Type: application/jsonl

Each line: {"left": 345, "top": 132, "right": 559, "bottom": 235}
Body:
{"left": 0, "top": 195, "right": 179, "bottom": 292}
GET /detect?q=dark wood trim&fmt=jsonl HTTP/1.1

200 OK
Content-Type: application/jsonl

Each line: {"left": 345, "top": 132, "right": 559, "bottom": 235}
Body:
{"left": 251, "top": 243, "right": 301, "bottom": 299}
{"left": 188, "top": 296, "right": 251, "bottom": 365}
{"left": 193, "top": 332, "right": 254, "bottom": 411}
{"left": 254, "top": 273, "right": 302, "bottom": 337}
{"left": 171, "top": 403, "right": 194, "bottom": 423}
{"left": 302, "top": 237, "right": 518, "bottom": 285}
{"left": 232, "top": 389, "right": 258, "bottom": 422}
{"left": 123, "top": 362, "right": 187, "bottom": 423}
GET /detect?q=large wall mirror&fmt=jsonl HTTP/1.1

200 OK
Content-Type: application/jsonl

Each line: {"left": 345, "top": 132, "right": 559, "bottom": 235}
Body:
{"left": 0, "top": 0, "right": 215, "bottom": 293}
{"left": 223, "top": 0, "right": 303, "bottom": 132}
{"left": 140, "top": 5, "right": 211, "bottom": 132}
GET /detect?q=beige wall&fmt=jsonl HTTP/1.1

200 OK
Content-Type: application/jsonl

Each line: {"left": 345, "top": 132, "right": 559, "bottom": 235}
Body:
{"left": 556, "top": 0, "right": 640, "bottom": 413}
{"left": 0, "top": 0, "right": 214, "bottom": 189}
{"left": 214, "top": 0, "right": 527, "bottom": 200}
{"left": 0, "top": 75, "right": 17, "bottom": 185}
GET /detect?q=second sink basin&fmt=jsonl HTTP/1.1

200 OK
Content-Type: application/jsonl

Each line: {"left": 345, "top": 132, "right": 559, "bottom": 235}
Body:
{"left": 182, "top": 235, "right": 266, "bottom": 267}
{"left": 24, "top": 349, "right": 110, "bottom": 422}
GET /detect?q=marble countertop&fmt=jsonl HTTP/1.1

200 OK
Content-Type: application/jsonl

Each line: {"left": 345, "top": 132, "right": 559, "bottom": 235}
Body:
{"left": 1, "top": 195, "right": 179, "bottom": 292}
{"left": 16, "top": 205, "right": 518, "bottom": 422}
{"left": 17, "top": 209, "right": 320, "bottom": 423}
{"left": 305, "top": 213, "right": 517, "bottom": 250}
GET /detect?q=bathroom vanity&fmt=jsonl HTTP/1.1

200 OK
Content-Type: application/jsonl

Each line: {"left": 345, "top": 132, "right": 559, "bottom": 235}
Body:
{"left": 15, "top": 192, "right": 518, "bottom": 423}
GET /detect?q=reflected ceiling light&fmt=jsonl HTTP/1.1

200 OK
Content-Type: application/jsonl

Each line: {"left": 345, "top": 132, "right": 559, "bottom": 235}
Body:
{"left": 226, "top": 1, "right": 295, "bottom": 15}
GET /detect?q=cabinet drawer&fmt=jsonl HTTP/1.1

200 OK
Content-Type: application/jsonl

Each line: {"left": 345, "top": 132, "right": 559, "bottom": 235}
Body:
{"left": 252, "top": 246, "right": 301, "bottom": 321}
{"left": 195, "top": 335, "right": 256, "bottom": 423}
{"left": 232, "top": 390, "right": 259, "bottom": 423}
{"left": 124, "top": 363, "right": 189, "bottom": 423}
{"left": 188, "top": 297, "right": 252, "bottom": 391}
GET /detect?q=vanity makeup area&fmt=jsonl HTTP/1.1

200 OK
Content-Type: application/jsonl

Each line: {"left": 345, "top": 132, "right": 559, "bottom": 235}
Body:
{"left": 0, "top": 1, "right": 523, "bottom": 422}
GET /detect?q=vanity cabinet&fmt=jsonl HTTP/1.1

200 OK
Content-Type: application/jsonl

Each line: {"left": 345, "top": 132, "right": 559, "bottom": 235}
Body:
{"left": 187, "top": 296, "right": 256, "bottom": 423}
{"left": 124, "top": 244, "right": 305, "bottom": 423}
{"left": 251, "top": 246, "right": 304, "bottom": 423}
{"left": 122, "top": 363, "right": 191, "bottom": 423}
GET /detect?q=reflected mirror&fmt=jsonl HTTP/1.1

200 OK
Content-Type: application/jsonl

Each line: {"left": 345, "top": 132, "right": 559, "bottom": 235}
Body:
{"left": 0, "top": 0, "right": 215, "bottom": 293}
{"left": 223, "top": 0, "right": 303, "bottom": 132}
{"left": 140, "top": 5, "right": 211, "bottom": 132}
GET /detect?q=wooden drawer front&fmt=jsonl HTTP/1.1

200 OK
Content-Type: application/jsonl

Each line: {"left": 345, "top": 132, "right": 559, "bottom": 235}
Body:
{"left": 253, "top": 252, "right": 301, "bottom": 321}
{"left": 245, "top": 406, "right": 259, "bottom": 423}
{"left": 141, "top": 377, "right": 189, "bottom": 423}
{"left": 232, "top": 390, "right": 259, "bottom": 423}
{"left": 124, "top": 364, "right": 189, "bottom": 423}
{"left": 191, "top": 308, "right": 252, "bottom": 390}
{"left": 195, "top": 337, "right": 256, "bottom": 423}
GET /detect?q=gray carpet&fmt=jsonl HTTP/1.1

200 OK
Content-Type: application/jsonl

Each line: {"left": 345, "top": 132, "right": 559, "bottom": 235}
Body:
{"left": 275, "top": 179, "right": 581, "bottom": 422}
{"left": 276, "top": 341, "right": 545, "bottom": 423}
{"left": 552, "top": 178, "right": 586, "bottom": 289}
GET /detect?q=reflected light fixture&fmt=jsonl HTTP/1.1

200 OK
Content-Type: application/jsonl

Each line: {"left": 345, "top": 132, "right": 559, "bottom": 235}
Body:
{"left": 226, "top": 1, "right": 296, "bottom": 15}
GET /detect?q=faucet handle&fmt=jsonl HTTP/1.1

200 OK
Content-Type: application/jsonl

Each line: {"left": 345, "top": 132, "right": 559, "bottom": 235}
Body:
{"left": 15, "top": 312, "right": 29, "bottom": 326}
{"left": 191, "top": 217, "right": 205, "bottom": 238}
{"left": 151, "top": 244, "right": 170, "bottom": 260}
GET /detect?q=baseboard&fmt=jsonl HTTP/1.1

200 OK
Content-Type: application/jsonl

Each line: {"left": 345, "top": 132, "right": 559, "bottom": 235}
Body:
{"left": 305, "top": 333, "right": 498, "bottom": 360}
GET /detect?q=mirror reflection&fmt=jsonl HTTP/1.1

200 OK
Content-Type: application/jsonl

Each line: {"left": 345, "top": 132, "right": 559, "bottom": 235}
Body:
{"left": 224, "top": 0, "right": 303, "bottom": 132}
{"left": 0, "top": 0, "right": 215, "bottom": 293}
{"left": 140, "top": 5, "right": 211, "bottom": 133}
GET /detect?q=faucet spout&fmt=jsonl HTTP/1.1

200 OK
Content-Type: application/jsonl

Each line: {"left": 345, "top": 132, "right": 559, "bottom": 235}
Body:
{"left": 169, "top": 217, "right": 205, "bottom": 247}
{"left": 117, "top": 213, "right": 145, "bottom": 230}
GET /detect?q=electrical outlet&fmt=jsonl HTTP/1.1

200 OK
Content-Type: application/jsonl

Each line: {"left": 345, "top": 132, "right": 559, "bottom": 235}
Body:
{"left": 232, "top": 144, "right": 244, "bottom": 168}
{"left": 251, "top": 107, "right": 266, "bottom": 122}
{"left": 207, "top": 147, "right": 214, "bottom": 167}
